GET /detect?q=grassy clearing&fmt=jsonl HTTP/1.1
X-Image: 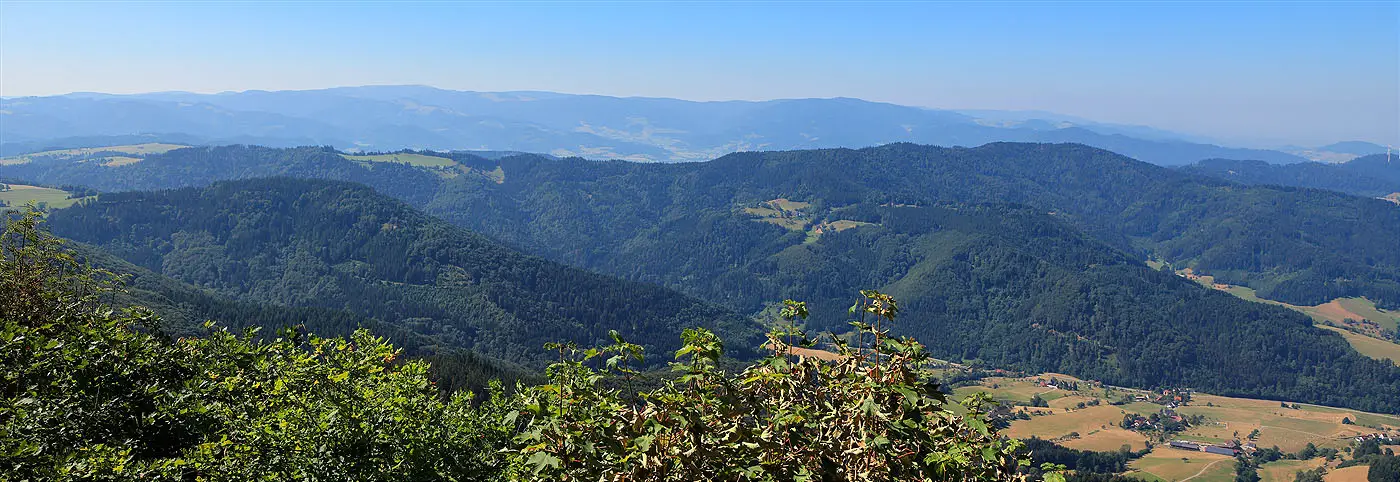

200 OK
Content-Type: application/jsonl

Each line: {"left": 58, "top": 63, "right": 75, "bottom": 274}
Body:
{"left": 1335, "top": 298, "right": 1400, "bottom": 331}
{"left": 826, "top": 220, "right": 874, "bottom": 231}
{"left": 341, "top": 153, "right": 457, "bottom": 168}
{"left": 1129, "top": 449, "right": 1235, "bottom": 482}
{"left": 1003, "top": 405, "right": 1136, "bottom": 442}
{"left": 953, "top": 377, "right": 1075, "bottom": 406}
{"left": 0, "top": 184, "right": 84, "bottom": 210}
{"left": 1257, "top": 458, "right": 1325, "bottom": 482}
{"left": 1060, "top": 428, "right": 1149, "bottom": 452}
{"left": 1, "top": 143, "right": 186, "bottom": 165}
{"left": 769, "top": 199, "right": 811, "bottom": 211}
{"left": 100, "top": 156, "right": 143, "bottom": 167}
{"left": 1319, "top": 326, "right": 1400, "bottom": 366}
{"left": 1323, "top": 465, "right": 1370, "bottom": 482}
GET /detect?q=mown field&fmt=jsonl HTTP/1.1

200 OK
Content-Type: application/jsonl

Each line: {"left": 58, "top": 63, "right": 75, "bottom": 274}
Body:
{"left": 0, "top": 184, "right": 84, "bottom": 210}
{"left": 1323, "top": 465, "right": 1370, "bottom": 481}
{"left": 1257, "top": 458, "right": 1326, "bottom": 482}
{"left": 1128, "top": 449, "right": 1234, "bottom": 482}
{"left": 953, "top": 374, "right": 1400, "bottom": 481}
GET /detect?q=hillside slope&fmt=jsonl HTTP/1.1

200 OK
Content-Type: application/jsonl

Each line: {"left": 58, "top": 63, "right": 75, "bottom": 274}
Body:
{"left": 12, "top": 144, "right": 1400, "bottom": 411}
{"left": 45, "top": 178, "right": 761, "bottom": 366}
{"left": 7, "top": 143, "right": 1397, "bottom": 308}
{"left": 0, "top": 220, "right": 530, "bottom": 392}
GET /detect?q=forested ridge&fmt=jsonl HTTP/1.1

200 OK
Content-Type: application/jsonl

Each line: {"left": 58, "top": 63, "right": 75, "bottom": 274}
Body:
{"left": 44, "top": 178, "right": 761, "bottom": 368}
{"left": 1180, "top": 154, "right": 1400, "bottom": 197}
{"left": 6, "top": 142, "right": 1398, "bottom": 310}
{"left": 61, "top": 239, "right": 531, "bottom": 392}
{"left": 34, "top": 176, "right": 1400, "bottom": 413}
{"left": 9, "top": 143, "right": 1400, "bottom": 411}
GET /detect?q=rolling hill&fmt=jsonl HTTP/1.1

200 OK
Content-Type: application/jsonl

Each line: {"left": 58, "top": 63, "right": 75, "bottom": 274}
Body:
{"left": 44, "top": 178, "right": 762, "bottom": 368}
{"left": 11, "top": 142, "right": 1400, "bottom": 411}
{"left": 6, "top": 142, "right": 1397, "bottom": 311}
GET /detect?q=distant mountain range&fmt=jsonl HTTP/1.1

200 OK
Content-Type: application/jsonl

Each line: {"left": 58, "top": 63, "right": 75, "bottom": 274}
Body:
{"left": 0, "top": 85, "right": 1323, "bottom": 166}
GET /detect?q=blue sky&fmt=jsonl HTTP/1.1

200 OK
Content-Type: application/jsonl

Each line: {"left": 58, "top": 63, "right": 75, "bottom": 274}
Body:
{"left": 1, "top": 1, "right": 1396, "bottom": 146}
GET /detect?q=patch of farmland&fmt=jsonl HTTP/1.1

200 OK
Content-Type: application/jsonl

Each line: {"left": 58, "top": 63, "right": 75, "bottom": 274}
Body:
{"left": 1059, "top": 428, "right": 1149, "bottom": 452}
{"left": 1257, "top": 458, "right": 1326, "bottom": 482}
{"left": 1323, "top": 465, "right": 1370, "bottom": 482}
{"left": 958, "top": 373, "right": 1399, "bottom": 481}
{"left": 1129, "top": 449, "right": 1235, "bottom": 482}
{"left": 1318, "top": 326, "right": 1400, "bottom": 367}
{"left": 742, "top": 198, "right": 813, "bottom": 232}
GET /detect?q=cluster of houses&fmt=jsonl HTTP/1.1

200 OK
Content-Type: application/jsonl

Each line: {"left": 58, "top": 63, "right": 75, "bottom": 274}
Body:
{"left": 1032, "top": 377, "right": 1085, "bottom": 391}
{"left": 1353, "top": 432, "right": 1399, "bottom": 444}
{"left": 1167, "top": 440, "right": 1243, "bottom": 457}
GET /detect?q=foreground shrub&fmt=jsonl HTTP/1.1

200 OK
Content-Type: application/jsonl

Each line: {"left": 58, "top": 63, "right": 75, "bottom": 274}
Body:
{"left": 1, "top": 211, "right": 509, "bottom": 480}
{"left": 510, "top": 296, "right": 1029, "bottom": 481}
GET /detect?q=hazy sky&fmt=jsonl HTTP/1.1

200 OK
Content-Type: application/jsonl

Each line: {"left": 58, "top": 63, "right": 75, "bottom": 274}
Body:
{"left": 2, "top": 1, "right": 1397, "bottom": 146}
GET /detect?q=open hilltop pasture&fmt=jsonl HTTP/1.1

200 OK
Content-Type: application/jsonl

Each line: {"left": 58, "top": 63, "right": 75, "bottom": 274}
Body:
{"left": 340, "top": 152, "right": 458, "bottom": 167}
{"left": 0, "top": 143, "right": 187, "bottom": 166}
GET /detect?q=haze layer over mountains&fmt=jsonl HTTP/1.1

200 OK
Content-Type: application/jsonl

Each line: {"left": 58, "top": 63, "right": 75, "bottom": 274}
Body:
{"left": 5, "top": 85, "right": 1383, "bottom": 166}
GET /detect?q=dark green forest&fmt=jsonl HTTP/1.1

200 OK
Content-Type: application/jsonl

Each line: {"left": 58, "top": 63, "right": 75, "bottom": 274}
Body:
{"left": 65, "top": 240, "right": 530, "bottom": 393}
{"left": 6, "top": 142, "right": 1398, "bottom": 311}
{"left": 37, "top": 177, "right": 1400, "bottom": 413}
{"left": 44, "top": 178, "right": 761, "bottom": 369}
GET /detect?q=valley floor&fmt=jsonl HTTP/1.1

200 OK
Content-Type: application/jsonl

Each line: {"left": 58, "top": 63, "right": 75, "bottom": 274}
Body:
{"left": 952, "top": 373, "right": 1399, "bottom": 482}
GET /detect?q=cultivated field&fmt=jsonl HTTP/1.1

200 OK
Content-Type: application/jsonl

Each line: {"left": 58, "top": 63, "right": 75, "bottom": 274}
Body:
{"left": 1257, "top": 459, "right": 1325, "bottom": 482}
{"left": 953, "top": 373, "right": 1400, "bottom": 481}
{"left": 1128, "top": 449, "right": 1234, "bottom": 482}
{"left": 1323, "top": 465, "right": 1370, "bottom": 482}
{"left": 0, "top": 184, "right": 85, "bottom": 210}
